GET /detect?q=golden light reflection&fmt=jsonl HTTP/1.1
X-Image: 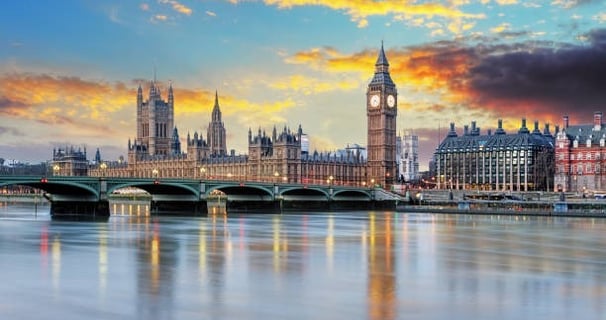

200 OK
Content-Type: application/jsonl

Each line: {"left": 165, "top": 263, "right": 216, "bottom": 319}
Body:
{"left": 367, "top": 212, "right": 396, "bottom": 320}
{"left": 198, "top": 219, "right": 207, "bottom": 282}
{"left": 52, "top": 236, "right": 61, "bottom": 292}
{"left": 326, "top": 215, "right": 334, "bottom": 271}
{"left": 273, "top": 215, "right": 281, "bottom": 271}
{"left": 99, "top": 226, "right": 108, "bottom": 296}
{"left": 150, "top": 225, "right": 160, "bottom": 293}
{"left": 111, "top": 202, "right": 149, "bottom": 216}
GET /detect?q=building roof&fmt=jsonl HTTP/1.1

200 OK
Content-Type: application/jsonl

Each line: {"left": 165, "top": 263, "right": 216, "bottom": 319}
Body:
{"left": 436, "top": 120, "right": 554, "bottom": 153}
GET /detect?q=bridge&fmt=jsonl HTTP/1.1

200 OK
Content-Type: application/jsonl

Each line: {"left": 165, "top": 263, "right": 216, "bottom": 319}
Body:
{"left": 0, "top": 176, "right": 397, "bottom": 218}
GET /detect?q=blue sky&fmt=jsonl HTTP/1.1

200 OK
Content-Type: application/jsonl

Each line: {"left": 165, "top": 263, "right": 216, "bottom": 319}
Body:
{"left": 2, "top": 0, "right": 606, "bottom": 168}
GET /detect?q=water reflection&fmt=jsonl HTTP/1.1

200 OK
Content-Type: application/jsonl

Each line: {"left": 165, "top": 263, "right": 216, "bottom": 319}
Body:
{"left": 136, "top": 221, "right": 178, "bottom": 320}
{"left": 367, "top": 212, "right": 396, "bottom": 320}
{"left": 4, "top": 205, "right": 606, "bottom": 319}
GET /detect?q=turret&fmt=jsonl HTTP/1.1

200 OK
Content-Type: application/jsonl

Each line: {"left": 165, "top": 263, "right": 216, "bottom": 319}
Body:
{"left": 137, "top": 84, "right": 143, "bottom": 106}
{"left": 168, "top": 81, "right": 174, "bottom": 105}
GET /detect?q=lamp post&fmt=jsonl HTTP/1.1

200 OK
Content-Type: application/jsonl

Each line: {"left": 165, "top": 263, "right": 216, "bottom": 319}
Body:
{"left": 152, "top": 169, "right": 159, "bottom": 184}
{"left": 200, "top": 167, "right": 206, "bottom": 180}
{"left": 99, "top": 162, "right": 107, "bottom": 177}
{"left": 328, "top": 175, "right": 334, "bottom": 186}
{"left": 52, "top": 164, "right": 60, "bottom": 177}
{"left": 370, "top": 178, "right": 375, "bottom": 188}
{"left": 274, "top": 171, "right": 279, "bottom": 183}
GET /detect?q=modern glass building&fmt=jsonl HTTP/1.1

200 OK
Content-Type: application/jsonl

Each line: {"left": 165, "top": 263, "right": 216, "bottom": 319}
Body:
{"left": 434, "top": 119, "right": 555, "bottom": 191}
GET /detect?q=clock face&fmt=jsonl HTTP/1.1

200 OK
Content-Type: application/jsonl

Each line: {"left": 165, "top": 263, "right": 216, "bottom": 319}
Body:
{"left": 387, "top": 95, "right": 395, "bottom": 107}
{"left": 370, "top": 94, "right": 380, "bottom": 107}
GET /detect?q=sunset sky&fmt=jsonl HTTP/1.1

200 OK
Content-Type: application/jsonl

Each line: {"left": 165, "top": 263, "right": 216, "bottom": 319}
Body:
{"left": 2, "top": 0, "right": 606, "bottom": 169}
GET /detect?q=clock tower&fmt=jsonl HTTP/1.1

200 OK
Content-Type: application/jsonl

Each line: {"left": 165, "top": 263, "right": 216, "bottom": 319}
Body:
{"left": 367, "top": 42, "right": 397, "bottom": 187}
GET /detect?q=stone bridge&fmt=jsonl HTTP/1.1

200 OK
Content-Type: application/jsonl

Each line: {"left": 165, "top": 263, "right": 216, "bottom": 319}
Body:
{"left": 0, "top": 176, "right": 396, "bottom": 217}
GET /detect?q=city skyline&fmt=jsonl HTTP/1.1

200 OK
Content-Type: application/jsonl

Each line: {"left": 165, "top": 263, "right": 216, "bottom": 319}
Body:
{"left": 1, "top": 1, "right": 606, "bottom": 169}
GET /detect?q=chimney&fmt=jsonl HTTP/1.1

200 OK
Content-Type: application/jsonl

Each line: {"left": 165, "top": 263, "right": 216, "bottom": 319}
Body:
{"left": 464, "top": 125, "right": 469, "bottom": 136}
{"left": 447, "top": 122, "right": 457, "bottom": 137}
{"left": 495, "top": 119, "right": 506, "bottom": 135}
{"left": 594, "top": 111, "right": 602, "bottom": 131}
{"left": 519, "top": 118, "right": 530, "bottom": 134}
{"left": 533, "top": 120, "right": 541, "bottom": 134}
{"left": 563, "top": 115, "right": 569, "bottom": 129}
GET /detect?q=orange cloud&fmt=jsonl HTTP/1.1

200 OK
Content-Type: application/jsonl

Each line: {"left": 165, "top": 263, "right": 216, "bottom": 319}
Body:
{"left": 159, "top": 0, "right": 193, "bottom": 15}
{"left": 263, "top": 0, "right": 485, "bottom": 28}
{"left": 0, "top": 73, "right": 132, "bottom": 122}
{"left": 268, "top": 74, "right": 359, "bottom": 95}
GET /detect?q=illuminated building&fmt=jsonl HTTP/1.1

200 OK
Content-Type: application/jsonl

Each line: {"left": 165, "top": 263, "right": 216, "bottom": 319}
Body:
{"left": 51, "top": 146, "right": 89, "bottom": 176}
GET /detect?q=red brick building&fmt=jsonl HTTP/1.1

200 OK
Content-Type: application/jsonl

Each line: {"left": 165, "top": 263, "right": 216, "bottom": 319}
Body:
{"left": 554, "top": 112, "right": 606, "bottom": 193}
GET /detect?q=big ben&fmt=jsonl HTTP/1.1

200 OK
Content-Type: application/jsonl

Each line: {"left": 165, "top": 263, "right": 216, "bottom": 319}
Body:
{"left": 367, "top": 43, "right": 397, "bottom": 187}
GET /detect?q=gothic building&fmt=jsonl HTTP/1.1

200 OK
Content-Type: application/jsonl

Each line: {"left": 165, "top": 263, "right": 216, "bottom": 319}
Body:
{"left": 131, "top": 79, "right": 177, "bottom": 158}
{"left": 554, "top": 112, "right": 606, "bottom": 193}
{"left": 51, "top": 146, "right": 89, "bottom": 176}
{"left": 396, "top": 131, "right": 419, "bottom": 183}
{"left": 90, "top": 44, "right": 397, "bottom": 187}
{"left": 434, "top": 119, "right": 555, "bottom": 191}
{"left": 367, "top": 42, "right": 398, "bottom": 186}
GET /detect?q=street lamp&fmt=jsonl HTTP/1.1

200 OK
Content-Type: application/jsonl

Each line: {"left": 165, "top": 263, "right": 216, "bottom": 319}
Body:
{"left": 152, "top": 169, "right": 159, "bottom": 184}
{"left": 370, "top": 178, "right": 375, "bottom": 188}
{"left": 328, "top": 175, "right": 334, "bottom": 186}
{"left": 52, "top": 164, "right": 60, "bottom": 176}
{"left": 274, "top": 171, "right": 279, "bottom": 183}
{"left": 100, "top": 162, "right": 107, "bottom": 177}
{"left": 200, "top": 167, "right": 206, "bottom": 180}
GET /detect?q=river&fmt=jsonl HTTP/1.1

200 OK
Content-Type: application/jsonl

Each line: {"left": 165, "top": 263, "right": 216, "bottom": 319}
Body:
{"left": 1, "top": 201, "right": 606, "bottom": 319}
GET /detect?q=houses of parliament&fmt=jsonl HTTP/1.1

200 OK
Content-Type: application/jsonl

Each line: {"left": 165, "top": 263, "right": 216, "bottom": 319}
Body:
{"left": 86, "top": 44, "right": 398, "bottom": 186}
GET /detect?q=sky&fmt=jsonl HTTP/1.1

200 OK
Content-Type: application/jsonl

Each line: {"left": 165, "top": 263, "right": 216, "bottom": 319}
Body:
{"left": 2, "top": 0, "right": 606, "bottom": 169}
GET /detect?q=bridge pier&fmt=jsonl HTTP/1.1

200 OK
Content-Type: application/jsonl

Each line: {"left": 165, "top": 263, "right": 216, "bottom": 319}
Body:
{"left": 50, "top": 200, "right": 110, "bottom": 219}
{"left": 150, "top": 200, "right": 208, "bottom": 216}
{"left": 226, "top": 200, "right": 281, "bottom": 213}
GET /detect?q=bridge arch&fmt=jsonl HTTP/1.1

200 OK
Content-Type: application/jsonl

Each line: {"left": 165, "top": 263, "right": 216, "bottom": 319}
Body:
{"left": 0, "top": 179, "right": 98, "bottom": 197}
{"left": 332, "top": 189, "right": 372, "bottom": 200}
{"left": 208, "top": 183, "right": 273, "bottom": 197}
{"left": 279, "top": 186, "right": 330, "bottom": 198}
{"left": 108, "top": 182, "right": 199, "bottom": 196}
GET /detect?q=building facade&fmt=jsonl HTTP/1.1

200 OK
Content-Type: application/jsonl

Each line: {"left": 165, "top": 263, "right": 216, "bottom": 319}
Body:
{"left": 396, "top": 131, "right": 419, "bottom": 183}
{"left": 90, "top": 44, "right": 396, "bottom": 187}
{"left": 554, "top": 112, "right": 606, "bottom": 193}
{"left": 434, "top": 119, "right": 555, "bottom": 191}
{"left": 51, "top": 146, "right": 89, "bottom": 176}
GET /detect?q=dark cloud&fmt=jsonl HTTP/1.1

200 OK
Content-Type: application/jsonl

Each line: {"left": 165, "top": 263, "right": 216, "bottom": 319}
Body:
{"left": 0, "top": 96, "right": 29, "bottom": 112}
{"left": 467, "top": 28, "right": 606, "bottom": 121}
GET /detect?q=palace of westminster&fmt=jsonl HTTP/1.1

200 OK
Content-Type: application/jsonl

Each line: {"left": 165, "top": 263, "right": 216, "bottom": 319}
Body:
{"left": 58, "top": 44, "right": 400, "bottom": 187}
{"left": 49, "top": 44, "right": 606, "bottom": 193}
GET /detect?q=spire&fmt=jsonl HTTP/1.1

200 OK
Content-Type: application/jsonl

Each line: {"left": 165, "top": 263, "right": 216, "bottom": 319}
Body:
{"left": 137, "top": 83, "right": 143, "bottom": 105}
{"left": 369, "top": 41, "right": 394, "bottom": 86}
{"left": 211, "top": 90, "right": 222, "bottom": 122}
{"left": 168, "top": 80, "right": 174, "bottom": 104}
{"left": 375, "top": 40, "right": 389, "bottom": 67}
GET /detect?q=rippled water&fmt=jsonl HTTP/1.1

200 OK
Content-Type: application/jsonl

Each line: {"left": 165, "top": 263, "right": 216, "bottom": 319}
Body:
{"left": 1, "top": 202, "right": 606, "bottom": 319}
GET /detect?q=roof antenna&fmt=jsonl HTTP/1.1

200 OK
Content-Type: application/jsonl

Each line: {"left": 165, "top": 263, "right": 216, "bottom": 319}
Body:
{"left": 153, "top": 63, "right": 157, "bottom": 83}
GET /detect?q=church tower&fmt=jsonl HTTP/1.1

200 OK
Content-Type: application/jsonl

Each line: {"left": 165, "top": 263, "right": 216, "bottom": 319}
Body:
{"left": 134, "top": 78, "right": 174, "bottom": 157}
{"left": 207, "top": 91, "right": 227, "bottom": 156}
{"left": 367, "top": 43, "right": 397, "bottom": 186}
